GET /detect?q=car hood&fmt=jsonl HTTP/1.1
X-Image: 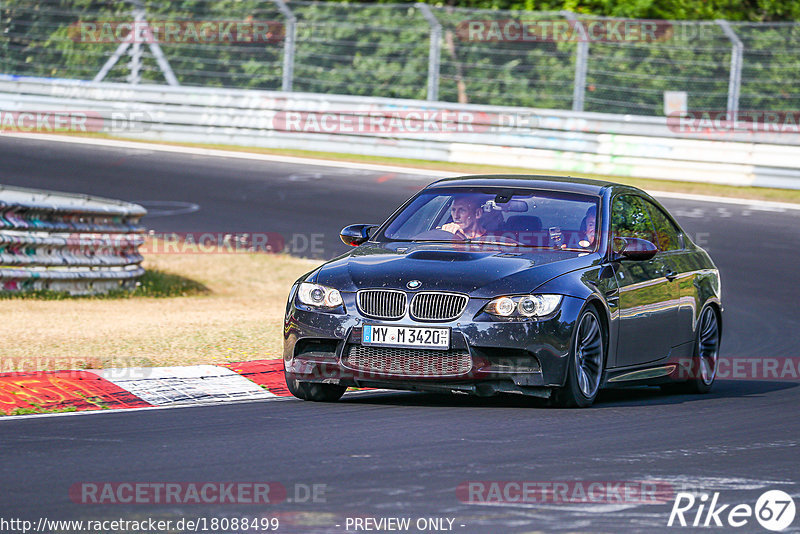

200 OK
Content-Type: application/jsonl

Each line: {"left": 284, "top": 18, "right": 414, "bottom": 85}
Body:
{"left": 313, "top": 242, "right": 598, "bottom": 298}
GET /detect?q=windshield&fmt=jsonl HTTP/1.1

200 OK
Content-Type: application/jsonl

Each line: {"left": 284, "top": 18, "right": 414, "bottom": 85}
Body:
{"left": 380, "top": 187, "right": 600, "bottom": 251}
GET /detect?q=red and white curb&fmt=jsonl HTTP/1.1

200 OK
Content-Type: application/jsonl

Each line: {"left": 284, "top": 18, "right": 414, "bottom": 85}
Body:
{"left": 0, "top": 360, "right": 291, "bottom": 416}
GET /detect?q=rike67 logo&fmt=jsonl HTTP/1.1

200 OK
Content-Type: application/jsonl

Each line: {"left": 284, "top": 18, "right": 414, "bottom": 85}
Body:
{"left": 668, "top": 490, "right": 796, "bottom": 531}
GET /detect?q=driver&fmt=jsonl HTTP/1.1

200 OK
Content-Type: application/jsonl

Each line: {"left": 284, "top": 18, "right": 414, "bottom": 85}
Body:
{"left": 440, "top": 195, "right": 487, "bottom": 239}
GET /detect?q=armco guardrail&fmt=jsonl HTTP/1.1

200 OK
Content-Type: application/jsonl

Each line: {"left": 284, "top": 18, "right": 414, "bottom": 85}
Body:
{"left": 0, "top": 184, "right": 146, "bottom": 295}
{"left": 2, "top": 75, "right": 800, "bottom": 189}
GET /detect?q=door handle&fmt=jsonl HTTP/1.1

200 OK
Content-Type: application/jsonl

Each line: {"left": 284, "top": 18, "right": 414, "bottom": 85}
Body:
{"left": 663, "top": 268, "right": 678, "bottom": 281}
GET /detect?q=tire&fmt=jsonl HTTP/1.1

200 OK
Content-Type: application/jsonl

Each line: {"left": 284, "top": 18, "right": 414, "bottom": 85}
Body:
{"left": 284, "top": 369, "right": 346, "bottom": 402}
{"left": 551, "top": 306, "right": 606, "bottom": 408}
{"left": 665, "top": 306, "right": 720, "bottom": 394}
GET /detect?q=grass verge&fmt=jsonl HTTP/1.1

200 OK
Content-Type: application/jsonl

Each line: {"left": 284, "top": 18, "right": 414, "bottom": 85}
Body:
{"left": 0, "top": 269, "right": 209, "bottom": 300}
{"left": 0, "top": 241, "right": 320, "bottom": 371}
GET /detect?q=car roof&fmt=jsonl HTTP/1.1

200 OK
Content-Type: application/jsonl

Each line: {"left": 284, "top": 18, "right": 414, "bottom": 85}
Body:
{"left": 427, "top": 174, "right": 626, "bottom": 196}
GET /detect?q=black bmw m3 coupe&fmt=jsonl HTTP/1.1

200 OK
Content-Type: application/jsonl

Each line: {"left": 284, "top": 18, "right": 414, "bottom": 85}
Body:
{"left": 283, "top": 175, "right": 722, "bottom": 407}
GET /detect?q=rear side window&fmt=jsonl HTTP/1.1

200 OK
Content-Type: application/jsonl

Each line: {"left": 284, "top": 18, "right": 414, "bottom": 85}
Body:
{"left": 642, "top": 199, "right": 683, "bottom": 251}
{"left": 611, "top": 195, "right": 656, "bottom": 244}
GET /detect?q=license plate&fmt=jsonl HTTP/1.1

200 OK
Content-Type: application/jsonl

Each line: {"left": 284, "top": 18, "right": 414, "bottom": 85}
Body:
{"left": 362, "top": 325, "right": 450, "bottom": 350}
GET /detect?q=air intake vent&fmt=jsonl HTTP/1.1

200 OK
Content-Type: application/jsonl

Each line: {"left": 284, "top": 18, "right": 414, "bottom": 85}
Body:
{"left": 344, "top": 345, "right": 472, "bottom": 377}
{"left": 357, "top": 289, "right": 407, "bottom": 319}
{"left": 410, "top": 292, "right": 468, "bottom": 321}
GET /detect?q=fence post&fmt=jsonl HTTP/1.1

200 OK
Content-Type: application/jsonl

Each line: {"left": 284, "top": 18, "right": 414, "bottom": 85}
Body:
{"left": 716, "top": 20, "right": 743, "bottom": 116}
{"left": 272, "top": 0, "right": 296, "bottom": 92}
{"left": 417, "top": 3, "right": 442, "bottom": 101}
{"left": 127, "top": 12, "right": 143, "bottom": 85}
{"left": 561, "top": 11, "right": 588, "bottom": 113}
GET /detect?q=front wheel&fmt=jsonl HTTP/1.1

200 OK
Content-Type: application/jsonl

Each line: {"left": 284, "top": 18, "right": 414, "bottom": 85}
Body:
{"left": 284, "top": 370, "right": 346, "bottom": 402}
{"left": 551, "top": 306, "right": 605, "bottom": 408}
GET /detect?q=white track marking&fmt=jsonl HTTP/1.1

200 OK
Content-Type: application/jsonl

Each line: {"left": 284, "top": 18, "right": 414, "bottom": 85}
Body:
{"left": 96, "top": 365, "right": 276, "bottom": 406}
{"left": 0, "top": 396, "right": 293, "bottom": 422}
{"left": 1, "top": 133, "right": 445, "bottom": 177}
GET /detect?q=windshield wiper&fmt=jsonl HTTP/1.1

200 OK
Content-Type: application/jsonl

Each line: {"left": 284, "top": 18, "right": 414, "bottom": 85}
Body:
{"left": 392, "top": 238, "right": 590, "bottom": 251}
{"left": 464, "top": 240, "right": 522, "bottom": 246}
{"left": 406, "top": 239, "right": 459, "bottom": 243}
{"left": 413, "top": 239, "right": 558, "bottom": 249}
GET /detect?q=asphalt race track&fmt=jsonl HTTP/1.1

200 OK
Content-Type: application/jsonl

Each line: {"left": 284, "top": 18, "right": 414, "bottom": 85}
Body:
{"left": 1, "top": 136, "right": 799, "bottom": 533}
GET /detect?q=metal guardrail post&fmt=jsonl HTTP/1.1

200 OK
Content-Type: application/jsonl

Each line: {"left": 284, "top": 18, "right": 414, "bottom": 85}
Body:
{"left": 417, "top": 4, "right": 442, "bottom": 102}
{"left": 716, "top": 20, "right": 743, "bottom": 116}
{"left": 272, "top": 0, "right": 296, "bottom": 92}
{"left": 562, "top": 11, "right": 588, "bottom": 113}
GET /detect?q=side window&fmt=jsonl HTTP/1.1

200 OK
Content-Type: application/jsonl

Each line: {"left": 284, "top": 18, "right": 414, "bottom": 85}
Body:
{"left": 611, "top": 195, "right": 656, "bottom": 245}
{"left": 642, "top": 199, "right": 683, "bottom": 251}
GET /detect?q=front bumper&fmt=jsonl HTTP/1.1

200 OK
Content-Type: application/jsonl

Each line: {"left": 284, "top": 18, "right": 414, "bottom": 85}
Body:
{"left": 283, "top": 293, "right": 585, "bottom": 397}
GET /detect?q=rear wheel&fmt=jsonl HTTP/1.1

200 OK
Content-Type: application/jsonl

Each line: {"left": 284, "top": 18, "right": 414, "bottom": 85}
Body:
{"left": 284, "top": 369, "right": 346, "bottom": 402}
{"left": 666, "top": 306, "right": 720, "bottom": 394}
{"left": 551, "top": 306, "right": 605, "bottom": 408}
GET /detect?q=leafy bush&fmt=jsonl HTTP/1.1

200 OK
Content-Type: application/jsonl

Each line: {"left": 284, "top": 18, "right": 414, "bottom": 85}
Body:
{"left": 1, "top": 0, "right": 797, "bottom": 115}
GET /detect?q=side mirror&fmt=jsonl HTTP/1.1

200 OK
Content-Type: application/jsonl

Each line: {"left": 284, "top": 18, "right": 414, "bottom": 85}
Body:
{"left": 340, "top": 224, "right": 378, "bottom": 247}
{"left": 612, "top": 237, "right": 658, "bottom": 261}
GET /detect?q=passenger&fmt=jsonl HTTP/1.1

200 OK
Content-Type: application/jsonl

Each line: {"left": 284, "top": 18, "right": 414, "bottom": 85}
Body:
{"left": 440, "top": 195, "right": 487, "bottom": 239}
{"left": 580, "top": 205, "right": 597, "bottom": 247}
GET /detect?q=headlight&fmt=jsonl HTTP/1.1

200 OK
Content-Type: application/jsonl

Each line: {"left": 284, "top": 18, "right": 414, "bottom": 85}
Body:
{"left": 487, "top": 297, "right": 516, "bottom": 316}
{"left": 297, "top": 282, "right": 343, "bottom": 308}
{"left": 485, "top": 294, "right": 562, "bottom": 318}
